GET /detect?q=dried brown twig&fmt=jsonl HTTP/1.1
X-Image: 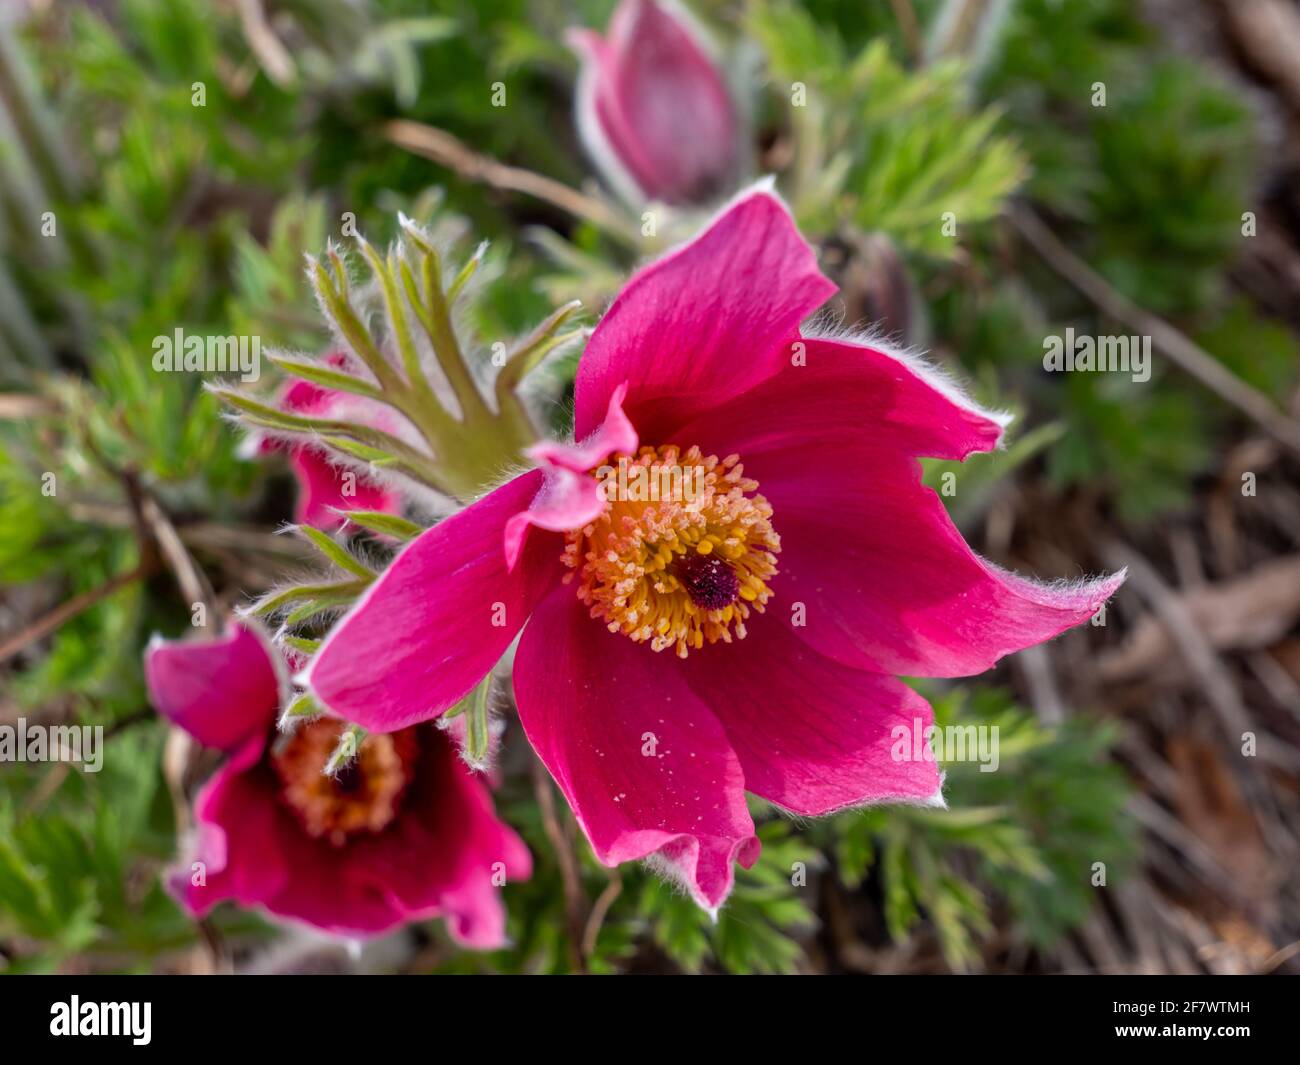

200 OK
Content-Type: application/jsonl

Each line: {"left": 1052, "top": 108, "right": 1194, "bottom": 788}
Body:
{"left": 0, "top": 562, "right": 153, "bottom": 665}
{"left": 1012, "top": 205, "right": 1300, "bottom": 457}
{"left": 531, "top": 758, "right": 589, "bottom": 972}
{"left": 384, "top": 119, "right": 637, "bottom": 243}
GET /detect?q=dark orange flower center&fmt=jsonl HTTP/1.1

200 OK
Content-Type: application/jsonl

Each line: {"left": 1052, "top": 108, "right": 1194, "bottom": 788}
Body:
{"left": 562, "top": 444, "right": 779, "bottom": 658}
{"left": 270, "top": 718, "right": 419, "bottom": 846}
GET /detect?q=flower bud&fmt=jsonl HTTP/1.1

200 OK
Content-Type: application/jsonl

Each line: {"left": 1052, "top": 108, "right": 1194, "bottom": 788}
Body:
{"left": 569, "top": 0, "right": 740, "bottom": 206}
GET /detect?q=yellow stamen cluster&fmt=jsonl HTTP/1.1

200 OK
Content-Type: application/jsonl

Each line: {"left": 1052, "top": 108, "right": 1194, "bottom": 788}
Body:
{"left": 562, "top": 444, "right": 779, "bottom": 658}
{"left": 271, "top": 719, "right": 419, "bottom": 846}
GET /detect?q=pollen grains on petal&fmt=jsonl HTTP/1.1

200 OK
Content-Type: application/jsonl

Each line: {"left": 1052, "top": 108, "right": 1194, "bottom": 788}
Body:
{"left": 560, "top": 444, "right": 779, "bottom": 658}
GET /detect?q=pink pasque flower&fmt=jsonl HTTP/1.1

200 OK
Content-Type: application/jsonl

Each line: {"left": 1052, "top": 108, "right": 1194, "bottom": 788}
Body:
{"left": 257, "top": 361, "right": 401, "bottom": 529}
{"left": 145, "top": 622, "right": 530, "bottom": 943}
{"left": 569, "top": 0, "right": 740, "bottom": 206}
{"left": 305, "top": 188, "right": 1124, "bottom": 911}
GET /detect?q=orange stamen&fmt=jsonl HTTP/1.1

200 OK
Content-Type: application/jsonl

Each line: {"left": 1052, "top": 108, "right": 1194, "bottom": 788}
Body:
{"left": 562, "top": 444, "right": 779, "bottom": 658}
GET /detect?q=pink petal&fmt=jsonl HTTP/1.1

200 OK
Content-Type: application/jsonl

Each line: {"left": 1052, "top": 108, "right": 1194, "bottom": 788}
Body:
{"left": 531, "top": 383, "right": 639, "bottom": 474}
{"left": 357, "top": 728, "right": 532, "bottom": 948}
{"left": 167, "top": 739, "right": 291, "bottom": 922}
{"left": 144, "top": 623, "right": 282, "bottom": 751}
{"left": 514, "top": 586, "right": 759, "bottom": 911}
{"left": 667, "top": 334, "right": 1009, "bottom": 463}
{"left": 752, "top": 443, "right": 1124, "bottom": 678}
{"left": 269, "top": 357, "right": 404, "bottom": 529}
{"left": 277, "top": 352, "right": 356, "bottom": 415}
{"left": 503, "top": 384, "right": 638, "bottom": 569}
{"left": 280, "top": 376, "right": 331, "bottom": 414}
{"left": 570, "top": 0, "right": 739, "bottom": 205}
{"left": 573, "top": 187, "right": 836, "bottom": 444}
{"left": 290, "top": 445, "right": 401, "bottom": 529}
{"left": 307, "top": 470, "right": 563, "bottom": 732}
{"left": 679, "top": 619, "right": 942, "bottom": 815}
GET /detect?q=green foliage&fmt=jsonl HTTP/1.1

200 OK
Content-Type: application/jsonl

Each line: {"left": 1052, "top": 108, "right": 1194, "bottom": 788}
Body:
{"left": 937, "top": 0, "right": 1287, "bottom": 523}
{"left": 749, "top": 3, "right": 1026, "bottom": 256}
{"left": 825, "top": 688, "right": 1136, "bottom": 969}
{"left": 0, "top": 727, "right": 267, "bottom": 973}
{"left": 637, "top": 821, "right": 815, "bottom": 975}
{"left": 1046, "top": 373, "right": 1218, "bottom": 521}
{"left": 847, "top": 44, "right": 1026, "bottom": 254}
{"left": 1197, "top": 300, "right": 1300, "bottom": 397}
{"left": 446, "top": 799, "right": 817, "bottom": 976}
{"left": 0, "top": 443, "right": 61, "bottom": 583}
{"left": 1089, "top": 61, "right": 1254, "bottom": 317}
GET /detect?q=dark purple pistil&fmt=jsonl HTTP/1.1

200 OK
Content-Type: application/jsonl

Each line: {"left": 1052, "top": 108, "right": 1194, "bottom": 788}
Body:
{"left": 676, "top": 552, "right": 740, "bottom": 610}
{"left": 334, "top": 759, "right": 363, "bottom": 794}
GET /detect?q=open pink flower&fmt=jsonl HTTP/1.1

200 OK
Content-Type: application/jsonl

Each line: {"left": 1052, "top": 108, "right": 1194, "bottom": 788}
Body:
{"left": 569, "top": 0, "right": 740, "bottom": 206}
{"left": 258, "top": 363, "right": 401, "bottom": 529}
{"left": 306, "top": 188, "right": 1123, "bottom": 910}
{"left": 145, "top": 622, "right": 530, "bottom": 943}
